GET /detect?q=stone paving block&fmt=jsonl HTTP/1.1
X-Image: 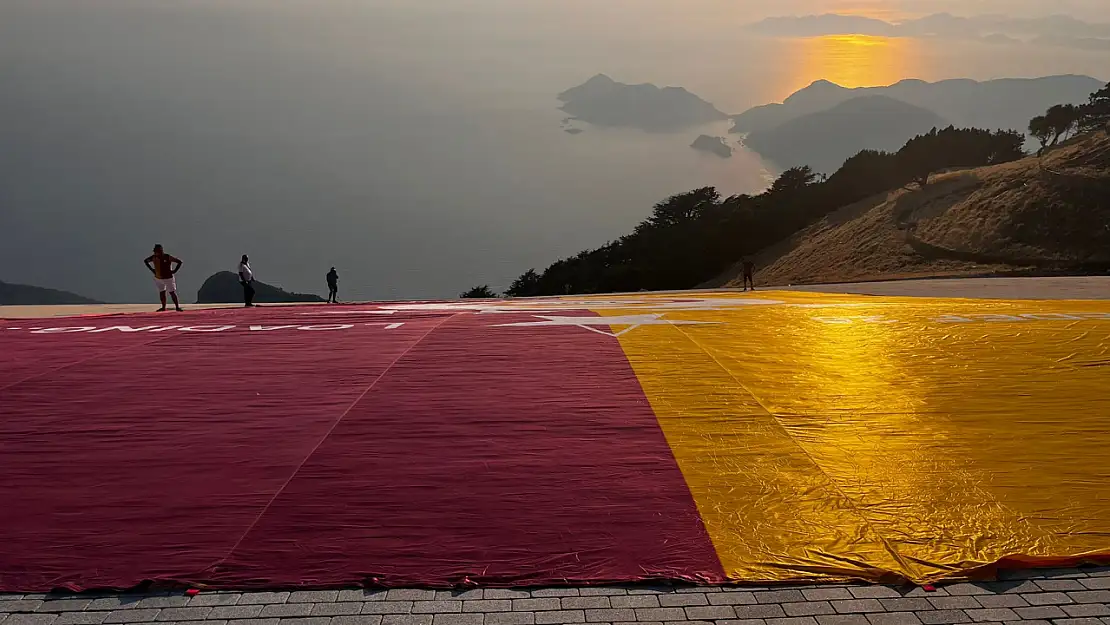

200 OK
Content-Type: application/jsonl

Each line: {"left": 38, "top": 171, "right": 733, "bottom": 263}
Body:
{"left": 831, "top": 600, "right": 884, "bottom": 614}
{"left": 684, "top": 605, "right": 737, "bottom": 620}
{"left": 1012, "top": 605, "right": 1068, "bottom": 619}
{"left": 1021, "top": 592, "right": 1072, "bottom": 605}
{"left": 387, "top": 592, "right": 437, "bottom": 602}
{"left": 1080, "top": 578, "right": 1110, "bottom": 590}
{"left": 431, "top": 615, "right": 482, "bottom": 625}
{"left": 343, "top": 591, "right": 390, "bottom": 603}
{"left": 35, "top": 600, "right": 91, "bottom": 613}
{"left": 187, "top": 593, "right": 242, "bottom": 607}
{"left": 709, "top": 593, "right": 757, "bottom": 606}
{"left": 1000, "top": 568, "right": 1087, "bottom": 580}
{"left": 486, "top": 591, "right": 532, "bottom": 600}
{"left": 733, "top": 605, "right": 788, "bottom": 619}
{"left": 579, "top": 589, "right": 628, "bottom": 597}
{"left": 486, "top": 612, "right": 536, "bottom": 625}
{"left": 237, "top": 592, "right": 290, "bottom": 606}
{"left": 783, "top": 602, "right": 836, "bottom": 617}
{"left": 561, "top": 599, "right": 609, "bottom": 611}
{"left": 928, "top": 597, "right": 981, "bottom": 611}
{"left": 1052, "top": 619, "right": 1106, "bottom": 625}
{"left": 381, "top": 616, "right": 433, "bottom": 625}
{"left": 943, "top": 586, "right": 990, "bottom": 597}
{"left": 260, "top": 603, "right": 314, "bottom": 618}
{"left": 4, "top": 616, "right": 59, "bottom": 625}
{"left": 816, "top": 616, "right": 870, "bottom": 625}
{"left": 5, "top": 602, "right": 45, "bottom": 613}
{"left": 902, "top": 588, "right": 949, "bottom": 598}
{"left": 584, "top": 608, "right": 634, "bottom": 623}
{"left": 804, "top": 590, "right": 854, "bottom": 602}
{"left": 1004, "top": 621, "right": 1048, "bottom": 625}
{"left": 850, "top": 588, "right": 901, "bottom": 600}
{"left": 766, "top": 617, "right": 819, "bottom": 625}
{"left": 980, "top": 582, "right": 1040, "bottom": 595}
{"left": 608, "top": 596, "right": 657, "bottom": 610}
{"left": 137, "top": 597, "right": 190, "bottom": 609}
{"left": 276, "top": 618, "right": 332, "bottom": 625}
{"left": 102, "top": 609, "right": 161, "bottom": 624}
{"left": 362, "top": 602, "right": 415, "bottom": 615}
{"left": 209, "top": 604, "right": 265, "bottom": 619}
{"left": 658, "top": 595, "right": 707, "bottom": 608}
{"left": 85, "top": 599, "right": 141, "bottom": 613}
{"left": 1063, "top": 604, "right": 1110, "bottom": 617}
{"left": 971, "top": 595, "right": 1027, "bottom": 609}
{"left": 226, "top": 619, "right": 280, "bottom": 625}
{"left": 333, "top": 617, "right": 386, "bottom": 625}
{"left": 866, "top": 613, "right": 921, "bottom": 625}
{"left": 463, "top": 600, "right": 512, "bottom": 613}
{"left": 53, "top": 613, "right": 108, "bottom": 625}
{"left": 755, "top": 592, "right": 806, "bottom": 605}
{"left": 916, "top": 609, "right": 971, "bottom": 624}
{"left": 1034, "top": 579, "right": 1086, "bottom": 592}
{"left": 879, "top": 599, "right": 933, "bottom": 612}
{"left": 633, "top": 608, "right": 687, "bottom": 621}
{"left": 411, "top": 602, "right": 462, "bottom": 614}
{"left": 963, "top": 608, "right": 1018, "bottom": 622}
{"left": 312, "top": 603, "right": 365, "bottom": 616}
{"left": 534, "top": 610, "right": 585, "bottom": 624}
{"left": 717, "top": 620, "right": 768, "bottom": 625}
{"left": 530, "top": 591, "right": 579, "bottom": 599}
{"left": 513, "top": 599, "right": 562, "bottom": 612}
{"left": 153, "top": 607, "right": 211, "bottom": 621}
{"left": 288, "top": 591, "right": 340, "bottom": 604}
{"left": 1069, "top": 591, "right": 1110, "bottom": 603}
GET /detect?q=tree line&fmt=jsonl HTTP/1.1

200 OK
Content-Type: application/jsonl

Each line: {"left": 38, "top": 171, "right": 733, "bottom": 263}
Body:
{"left": 460, "top": 81, "right": 1109, "bottom": 299}
{"left": 1029, "top": 83, "right": 1110, "bottom": 152}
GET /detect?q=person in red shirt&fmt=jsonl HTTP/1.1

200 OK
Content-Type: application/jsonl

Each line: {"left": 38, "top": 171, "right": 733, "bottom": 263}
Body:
{"left": 143, "top": 244, "right": 183, "bottom": 311}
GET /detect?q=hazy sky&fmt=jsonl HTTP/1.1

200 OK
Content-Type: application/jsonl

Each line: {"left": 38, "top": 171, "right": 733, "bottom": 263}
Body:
{"left": 1, "top": 0, "right": 1107, "bottom": 302}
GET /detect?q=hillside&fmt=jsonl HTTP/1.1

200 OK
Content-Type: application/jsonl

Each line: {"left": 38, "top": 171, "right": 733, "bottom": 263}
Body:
{"left": 744, "top": 95, "right": 948, "bottom": 173}
{"left": 714, "top": 131, "right": 1110, "bottom": 287}
{"left": 730, "top": 75, "right": 1102, "bottom": 138}
{"left": 0, "top": 280, "right": 101, "bottom": 305}
{"left": 196, "top": 272, "right": 325, "bottom": 304}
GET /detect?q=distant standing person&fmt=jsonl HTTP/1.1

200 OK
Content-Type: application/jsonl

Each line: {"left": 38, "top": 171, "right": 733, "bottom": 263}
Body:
{"left": 144, "top": 244, "right": 183, "bottom": 312}
{"left": 326, "top": 267, "right": 339, "bottom": 304}
{"left": 238, "top": 255, "right": 255, "bottom": 307}
{"left": 742, "top": 258, "right": 756, "bottom": 291}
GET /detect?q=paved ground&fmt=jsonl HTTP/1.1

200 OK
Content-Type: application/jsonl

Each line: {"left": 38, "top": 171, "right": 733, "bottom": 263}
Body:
{"left": 4, "top": 567, "right": 1110, "bottom": 625}
{"left": 3, "top": 277, "right": 1107, "bottom": 320}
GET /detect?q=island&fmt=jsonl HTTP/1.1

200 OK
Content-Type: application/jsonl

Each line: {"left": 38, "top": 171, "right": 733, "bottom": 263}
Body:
{"left": 690, "top": 135, "right": 733, "bottom": 158}
{"left": 557, "top": 74, "right": 728, "bottom": 132}
{"left": 196, "top": 271, "right": 325, "bottom": 304}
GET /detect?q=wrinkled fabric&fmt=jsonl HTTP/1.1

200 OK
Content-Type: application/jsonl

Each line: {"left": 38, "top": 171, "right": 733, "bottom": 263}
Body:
{"left": 1, "top": 292, "right": 1108, "bottom": 591}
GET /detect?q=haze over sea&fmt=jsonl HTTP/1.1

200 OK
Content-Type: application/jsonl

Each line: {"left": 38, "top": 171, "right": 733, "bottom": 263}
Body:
{"left": 2, "top": 0, "right": 1108, "bottom": 302}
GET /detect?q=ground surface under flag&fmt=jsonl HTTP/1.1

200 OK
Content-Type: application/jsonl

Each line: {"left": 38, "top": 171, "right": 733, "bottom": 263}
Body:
{"left": 1, "top": 291, "right": 1108, "bottom": 591}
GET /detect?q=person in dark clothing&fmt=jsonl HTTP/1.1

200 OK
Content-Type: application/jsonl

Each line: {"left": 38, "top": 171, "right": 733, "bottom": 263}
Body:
{"left": 238, "top": 255, "right": 255, "bottom": 307}
{"left": 326, "top": 267, "right": 339, "bottom": 304}
{"left": 741, "top": 258, "right": 756, "bottom": 291}
{"left": 143, "top": 244, "right": 183, "bottom": 312}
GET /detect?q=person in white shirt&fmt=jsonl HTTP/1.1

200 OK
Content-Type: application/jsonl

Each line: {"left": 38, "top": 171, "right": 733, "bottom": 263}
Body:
{"left": 238, "top": 254, "right": 255, "bottom": 307}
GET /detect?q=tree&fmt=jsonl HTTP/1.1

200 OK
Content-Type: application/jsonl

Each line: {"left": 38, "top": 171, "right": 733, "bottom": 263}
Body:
{"left": 460, "top": 285, "right": 497, "bottom": 299}
{"left": 1044, "top": 104, "right": 1081, "bottom": 145}
{"left": 1079, "top": 83, "right": 1110, "bottom": 132}
{"left": 505, "top": 269, "right": 541, "bottom": 297}
{"left": 1029, "top": 115, "right": 1053, "bottom": 153}
{"left": 768, "top": 166, "right": 819, "bottom": 195}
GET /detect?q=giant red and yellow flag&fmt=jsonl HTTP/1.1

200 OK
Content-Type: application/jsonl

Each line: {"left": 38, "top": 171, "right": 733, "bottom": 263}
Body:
{"left": 1, "top": 291, "right": 1108, "bottom": 591}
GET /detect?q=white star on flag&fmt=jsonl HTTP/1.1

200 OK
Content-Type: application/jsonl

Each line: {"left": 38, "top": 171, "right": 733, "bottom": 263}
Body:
{"left": 494, "top": 314, "right": 718, "bottom": 337}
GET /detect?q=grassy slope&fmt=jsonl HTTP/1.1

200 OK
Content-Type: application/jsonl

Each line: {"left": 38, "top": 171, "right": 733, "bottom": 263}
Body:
{"left": 712, "top": 131, "right": 1110, "bottom": 288}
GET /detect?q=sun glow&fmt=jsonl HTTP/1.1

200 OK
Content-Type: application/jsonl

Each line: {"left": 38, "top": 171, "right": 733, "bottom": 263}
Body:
{"left": 775, "top": 34, "right": 923, "bottom": 99}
